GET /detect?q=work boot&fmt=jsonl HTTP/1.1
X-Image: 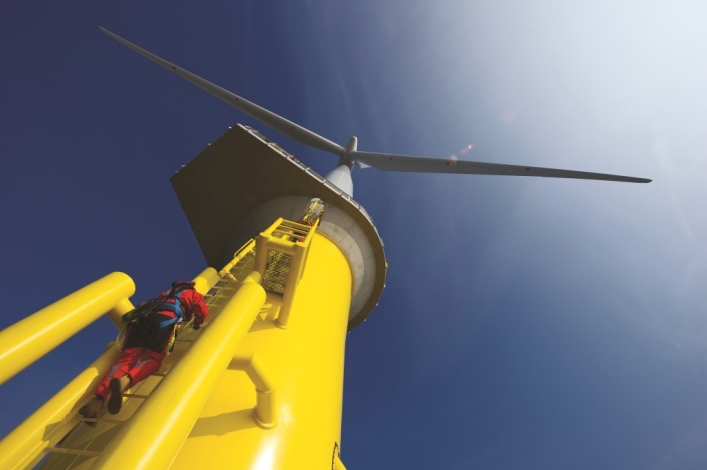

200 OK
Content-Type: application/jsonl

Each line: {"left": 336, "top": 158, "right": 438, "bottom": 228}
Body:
{"left": 107, "top": 375, "right": 131, "bottom": 415}
{"left": 78, "top": 397, "right": 103, "bottom": 420}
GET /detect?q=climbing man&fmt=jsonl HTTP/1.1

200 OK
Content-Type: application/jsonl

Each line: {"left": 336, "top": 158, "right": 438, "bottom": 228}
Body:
{"left": 79, "top": 281, "right": 209, "bottom": 420}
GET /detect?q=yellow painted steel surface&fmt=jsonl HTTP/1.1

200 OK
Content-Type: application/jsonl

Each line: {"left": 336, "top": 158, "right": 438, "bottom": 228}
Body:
{"left": 333, "top": 455, "right": 348, "bottom": 470}
{"left": 0, "top": 343, "right": 122, "bottom": 470}
{"left": 172, "top": 232, "right": 352, "bottom": 468}
{"left": 0, "top": 272, "right": 135, "bottom": 385}
{"left": 192, "top": 267, "right": 219, "bottom": 294}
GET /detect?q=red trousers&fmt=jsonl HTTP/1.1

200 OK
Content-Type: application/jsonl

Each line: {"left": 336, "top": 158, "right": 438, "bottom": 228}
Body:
{"left": 94, "top": 347, "right": 165, "bottom": 400}
{"left": 94, "top": 313, "right": 175, "bottom": 400}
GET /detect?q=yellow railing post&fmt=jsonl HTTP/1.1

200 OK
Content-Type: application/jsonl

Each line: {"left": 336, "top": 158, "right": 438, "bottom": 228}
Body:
{"left": 229, "top": 353, "right": 278, "bottom": 428}
{"left": 275, "top": 238, "right": 308, "bottom": 328}
{"left": 106, "top": 297, "right": 135, "bottom": 328}
{"left": 0, "top": 272, "right": 135, "bottom": 385}
{"left": 93, "top": 272, "right": 266, "bottom": 469}
{"left": 253, "top": 218, "right": 317, "bottom": 328}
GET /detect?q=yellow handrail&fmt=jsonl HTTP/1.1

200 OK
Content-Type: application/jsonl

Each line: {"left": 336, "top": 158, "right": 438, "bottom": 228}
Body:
{"left": 0, "top": 272, "right": 135, "bottom": 385}
{"left": 218, "top": 239, "right": 257, "bottom": 277}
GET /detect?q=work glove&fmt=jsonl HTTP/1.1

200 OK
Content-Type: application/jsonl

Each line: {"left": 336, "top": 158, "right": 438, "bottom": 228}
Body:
{"left": 193, "top": 323, "right": 201, "bottom": 330}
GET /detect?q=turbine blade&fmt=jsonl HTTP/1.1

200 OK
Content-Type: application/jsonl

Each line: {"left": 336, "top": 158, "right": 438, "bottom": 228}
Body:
{"left": 99, "top": 27, "right": 345, "bottom": 156}
{"left": 350, "top": 151, "right": 651, "bottom": 183}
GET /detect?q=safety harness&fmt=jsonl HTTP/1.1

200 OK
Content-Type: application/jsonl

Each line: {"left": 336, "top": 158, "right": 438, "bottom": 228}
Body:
{"left": 121, "top": 282, "right": 194, "bottom": 331}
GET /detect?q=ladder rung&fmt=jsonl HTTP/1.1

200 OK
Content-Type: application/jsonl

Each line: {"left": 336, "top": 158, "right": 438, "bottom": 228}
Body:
{"left": 99, "top": 417, "right": 129, "bottom": 424}
{"left": 80, "top": 416, "right": 127, "bottom": 425}
{"left": 123, "top": 393, "right": 150, "bottom": 399}
{"left": 44, "top": 447, "right": 100, "bottom": 457}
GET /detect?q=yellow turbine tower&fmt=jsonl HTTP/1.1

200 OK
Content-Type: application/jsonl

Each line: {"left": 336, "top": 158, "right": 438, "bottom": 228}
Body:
{"left": 0, "top": 28, "right": 650, "bottom": 469}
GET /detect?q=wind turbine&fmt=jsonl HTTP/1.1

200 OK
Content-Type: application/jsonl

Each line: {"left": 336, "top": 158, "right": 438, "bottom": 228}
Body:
{"left": 0, "top": 28, "right": 651, "bottom": 470}
{"left": 99, "top": 27, "right": 651, "bottom": 198}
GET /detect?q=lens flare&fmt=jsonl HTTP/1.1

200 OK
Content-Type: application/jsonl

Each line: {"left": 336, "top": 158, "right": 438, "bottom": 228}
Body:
{"left": 459, "top": 144, "right": 474, "bottom": 156}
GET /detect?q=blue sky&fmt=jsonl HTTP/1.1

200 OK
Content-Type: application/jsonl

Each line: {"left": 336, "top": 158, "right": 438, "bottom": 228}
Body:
{"left": 2, "top": 1, "right": 707, "bottom": 468}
